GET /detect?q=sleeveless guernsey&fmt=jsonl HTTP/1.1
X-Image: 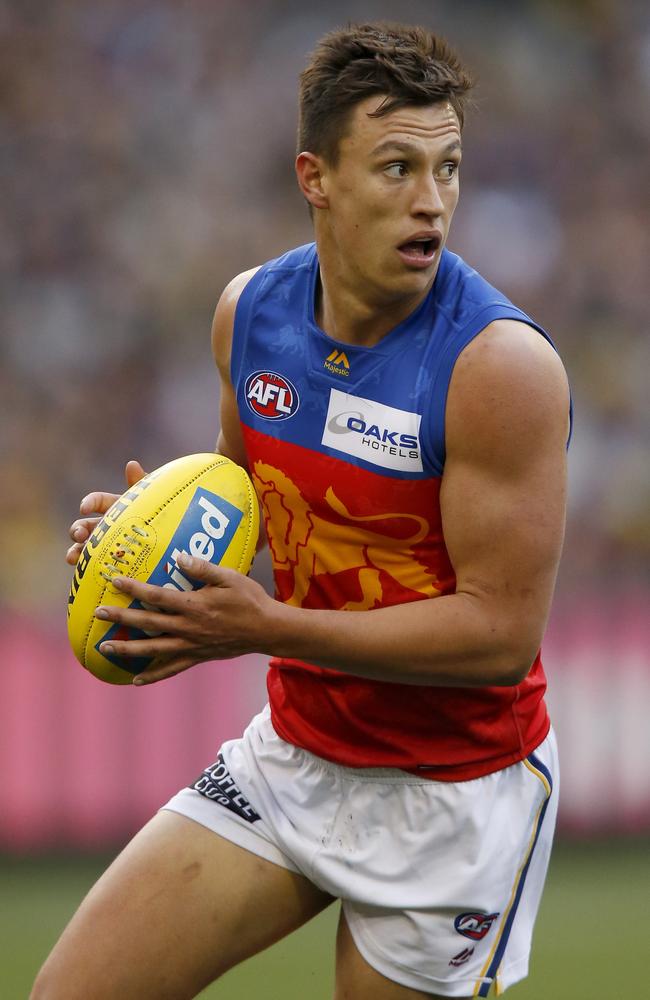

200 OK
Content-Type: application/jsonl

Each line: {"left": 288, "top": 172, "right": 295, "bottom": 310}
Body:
{"left": 231, "top": 243, "right": 557, "bottom": 781}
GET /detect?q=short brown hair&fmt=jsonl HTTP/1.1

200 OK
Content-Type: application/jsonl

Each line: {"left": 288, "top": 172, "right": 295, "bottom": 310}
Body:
{"left": 298, "top": 22, "right": 474, "bottom": 163}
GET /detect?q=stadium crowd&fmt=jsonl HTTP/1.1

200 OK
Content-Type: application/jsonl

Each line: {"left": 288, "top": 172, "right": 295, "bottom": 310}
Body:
{"left": 1, "top": 0, "right": 648, "bottom": 613}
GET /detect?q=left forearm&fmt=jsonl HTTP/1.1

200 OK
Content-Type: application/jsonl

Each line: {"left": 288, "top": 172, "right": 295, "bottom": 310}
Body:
{"left": 265, "top": 592, "right": 540, "bottom": 687}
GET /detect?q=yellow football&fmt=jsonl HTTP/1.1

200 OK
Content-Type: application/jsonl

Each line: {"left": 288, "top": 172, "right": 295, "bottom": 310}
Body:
{"left": 67, "top": 453, "right": 259, "bottom": 684}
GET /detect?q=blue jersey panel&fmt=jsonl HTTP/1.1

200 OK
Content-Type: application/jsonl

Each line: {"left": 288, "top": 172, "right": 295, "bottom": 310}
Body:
{"left": 232, "top": 244, "right": 562, "bottom": 477}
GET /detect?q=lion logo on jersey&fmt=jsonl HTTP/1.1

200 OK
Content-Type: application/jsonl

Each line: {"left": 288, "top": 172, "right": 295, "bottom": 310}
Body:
{"left": 251, "top": 461, "right": 440, "bottom": 609}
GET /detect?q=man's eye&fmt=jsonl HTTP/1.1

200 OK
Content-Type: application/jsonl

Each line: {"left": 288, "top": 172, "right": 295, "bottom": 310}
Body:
{"left": 385, "top": 162, "right": 408, "bottom": 178}
{"left": 439, "top": 162, "right": 459, "bottom": 180}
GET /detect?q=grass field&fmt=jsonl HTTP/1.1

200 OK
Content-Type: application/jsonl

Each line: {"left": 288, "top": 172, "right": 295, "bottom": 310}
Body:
{"left": 1, "top": 840, "right": 646, "bottom": 999}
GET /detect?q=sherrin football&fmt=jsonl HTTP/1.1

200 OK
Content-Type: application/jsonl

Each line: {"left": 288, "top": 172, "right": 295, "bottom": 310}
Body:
{"left": 67, "top": 454, "right": 259, "bottom": 684}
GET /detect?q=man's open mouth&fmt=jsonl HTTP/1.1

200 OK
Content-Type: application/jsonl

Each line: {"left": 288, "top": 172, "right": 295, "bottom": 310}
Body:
{"left": 397, "top": 234, "right": 441, "bottom": 265}
{"left": 400, "top": 239, "right": 435, "bottom": 255}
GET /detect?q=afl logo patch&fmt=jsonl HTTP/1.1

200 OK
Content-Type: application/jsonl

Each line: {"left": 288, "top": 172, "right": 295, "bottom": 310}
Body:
{"left": 454, "top": 912, "right": 500, "bottom": 940}
{"left": 245, "top": 371, "right": 299, "bottom": 420}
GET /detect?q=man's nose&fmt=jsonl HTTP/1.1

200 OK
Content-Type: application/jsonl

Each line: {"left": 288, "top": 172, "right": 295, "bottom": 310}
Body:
{"left": 411, "top": 173, "right": 445, "bottom": 216}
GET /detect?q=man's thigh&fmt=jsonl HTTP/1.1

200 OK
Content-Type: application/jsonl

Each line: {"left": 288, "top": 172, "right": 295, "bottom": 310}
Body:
{"left": 31, "top": 810, "right": 333, "bottom": 1000}
{"left": 335, "top": 913, "right": 470, "bottom": 1000}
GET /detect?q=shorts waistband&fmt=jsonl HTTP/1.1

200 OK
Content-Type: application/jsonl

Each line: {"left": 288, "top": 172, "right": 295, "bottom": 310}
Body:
{"left": 263, "top": 708, "right": 555, "bottom": 786}
{"left": 294, "top": 747, "right": 441, "bottom": 785}
{"left": 264, "top": 707, "right": 436, "bottom": 784}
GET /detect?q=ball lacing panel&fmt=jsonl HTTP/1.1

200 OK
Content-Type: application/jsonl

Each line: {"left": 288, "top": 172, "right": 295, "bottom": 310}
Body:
{"left": 99, "top": 524, "right": 151, "bottom": 581}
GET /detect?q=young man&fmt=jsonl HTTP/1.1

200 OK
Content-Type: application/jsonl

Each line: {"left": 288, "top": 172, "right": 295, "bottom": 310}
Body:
{"left": 36, "top": 23, "right": 570, "bottom": 1000}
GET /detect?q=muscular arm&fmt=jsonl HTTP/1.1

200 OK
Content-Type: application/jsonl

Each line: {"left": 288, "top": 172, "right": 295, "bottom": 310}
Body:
{"left": 265, "top": 320, "right": 570, "bottom": 686}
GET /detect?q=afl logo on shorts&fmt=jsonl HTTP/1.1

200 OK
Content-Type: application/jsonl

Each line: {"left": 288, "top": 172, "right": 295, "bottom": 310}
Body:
{"left": 454, "top": 912, "right": 500, "bottom": 940}
{"left": 245, "top": 371, "right": 299, "bottom": 420}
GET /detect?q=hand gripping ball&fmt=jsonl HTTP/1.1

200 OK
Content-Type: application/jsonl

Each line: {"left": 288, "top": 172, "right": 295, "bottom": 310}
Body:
{"left": 67, "top": 454, "right": 259, "bottom": 684}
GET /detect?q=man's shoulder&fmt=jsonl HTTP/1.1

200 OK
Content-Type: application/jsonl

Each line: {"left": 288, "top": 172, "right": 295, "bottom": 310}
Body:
{"left": 436, "top": 250, "right": 522, "bottom": 326}
{"left": 222, "top": 243, "right": 316, "bottom": 310}
{"left": 448, "top": 318, "right": 571, "bottom": 455}
{"left": 227, "top": 242, "right": 314, "bottom": 292}
{"left": 261, "top": 242, "right": 316, "bottom": 273}
{"left": 433, "top": 251, "right": 565, "bottom": 375}
{"left": 213, "top": 243, "right": 316, "bottom": 374}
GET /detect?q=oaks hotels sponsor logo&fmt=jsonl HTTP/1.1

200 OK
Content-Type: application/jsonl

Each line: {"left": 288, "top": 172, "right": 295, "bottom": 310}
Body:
{"left": 321, "top": 388, "right": 423, "bottom": 472}
{"left": 324, "top": 348, "right": 350, "bottom": 377}
{"left": 245, "top": 370, "right": 299, "bottom": 420}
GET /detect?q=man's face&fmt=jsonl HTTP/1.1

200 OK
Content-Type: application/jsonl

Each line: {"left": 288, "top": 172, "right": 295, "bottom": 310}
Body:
{"left": 318, "top": 98, "right": 462, "bottom": 305}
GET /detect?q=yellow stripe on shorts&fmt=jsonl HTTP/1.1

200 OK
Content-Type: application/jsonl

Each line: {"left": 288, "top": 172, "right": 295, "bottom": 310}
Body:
{"left": 472, "top": 753, "right": 553, "bottom": 997}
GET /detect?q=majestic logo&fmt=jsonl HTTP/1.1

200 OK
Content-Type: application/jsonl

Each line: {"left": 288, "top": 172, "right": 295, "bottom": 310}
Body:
{"left": 324, "top": 349, "right": 350, "bottom": 377}
{"left": 96, "top": 488, "right": 243, "bottom": 670}
{"left": 449, "top": 947, "right": 475, "bottom": 967}
{"left": 454, "top": 912, "right": 500, "bottom": 941}
{"left": 245, "top": 370, "right": 299, "bottom": 420}
{"left": 192, "top": 753, "right": 261, "bottom": 823}
{"left": 321, "top": 388, "right": 423, "bottom": 472}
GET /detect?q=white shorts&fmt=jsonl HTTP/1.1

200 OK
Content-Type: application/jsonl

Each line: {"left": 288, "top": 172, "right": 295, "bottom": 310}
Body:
{"left": 163, "top": 705, "right": 559, "bottom": 998}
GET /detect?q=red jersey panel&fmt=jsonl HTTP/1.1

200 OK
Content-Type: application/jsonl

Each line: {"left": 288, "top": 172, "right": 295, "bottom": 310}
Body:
{"left": 244, "top": 425, "right": 550, "bottom": 781}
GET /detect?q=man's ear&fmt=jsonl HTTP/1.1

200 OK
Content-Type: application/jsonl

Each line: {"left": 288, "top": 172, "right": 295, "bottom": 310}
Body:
{"left": 295, "top": 152, "right": 329, "bottom": 210}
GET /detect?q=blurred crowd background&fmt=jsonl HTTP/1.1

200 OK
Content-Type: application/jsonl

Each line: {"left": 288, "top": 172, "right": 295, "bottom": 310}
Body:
{"left": 1, "top": 0, "right": 649, "bottom": 852}
{"left": 2, "top": 0, "right": 649, "bottom": 610}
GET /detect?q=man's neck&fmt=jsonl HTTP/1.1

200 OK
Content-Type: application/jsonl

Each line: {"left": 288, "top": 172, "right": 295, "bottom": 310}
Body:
{"left": 314, "top": 240, "right": 437, "bottom": 348}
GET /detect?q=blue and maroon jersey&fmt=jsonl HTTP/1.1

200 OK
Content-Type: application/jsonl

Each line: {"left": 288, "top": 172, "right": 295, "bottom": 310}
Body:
{"left": 231, "top": 243, "right": 557, "bottom": 780}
